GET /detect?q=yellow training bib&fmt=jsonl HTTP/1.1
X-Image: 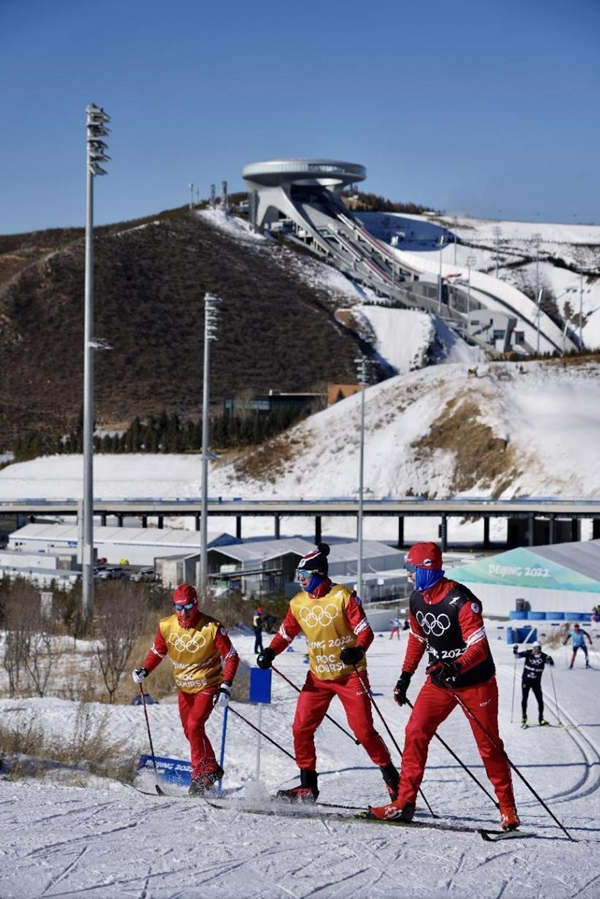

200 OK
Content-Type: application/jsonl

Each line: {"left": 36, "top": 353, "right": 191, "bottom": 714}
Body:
{"left": 159, "top": 612, "right": 223, "bottom": 693}
{"left": 290, "top": 584, "right": 367, "bottom": 680}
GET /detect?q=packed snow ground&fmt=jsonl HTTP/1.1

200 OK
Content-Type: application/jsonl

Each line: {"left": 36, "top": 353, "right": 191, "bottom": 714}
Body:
{"left": 1, "top": 628, "right": 600, "bottom": 898}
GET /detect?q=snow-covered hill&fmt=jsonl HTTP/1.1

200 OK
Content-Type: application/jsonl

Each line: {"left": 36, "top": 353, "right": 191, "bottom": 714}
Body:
{"left": 1, "top": 357, "right": 599, "bottom": 546}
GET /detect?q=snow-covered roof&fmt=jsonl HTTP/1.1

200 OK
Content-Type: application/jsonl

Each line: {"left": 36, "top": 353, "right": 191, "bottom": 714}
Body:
{"left": 9, "top": 523, "right": 238, "bottom": 549}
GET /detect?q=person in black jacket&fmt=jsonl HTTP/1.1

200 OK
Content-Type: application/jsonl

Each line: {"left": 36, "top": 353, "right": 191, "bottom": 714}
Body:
{"left": 513, "top": 641, "right": 554, "bottom": 727}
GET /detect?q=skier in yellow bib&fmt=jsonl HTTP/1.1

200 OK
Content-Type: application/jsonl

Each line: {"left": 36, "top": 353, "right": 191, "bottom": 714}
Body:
{"left": 257, "top": 542, "right": 399, "bottom": 803}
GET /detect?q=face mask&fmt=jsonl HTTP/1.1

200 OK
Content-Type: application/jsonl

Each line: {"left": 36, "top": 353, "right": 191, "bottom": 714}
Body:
{"left": 415, "top": 568, "right": 444, "bottom": 591}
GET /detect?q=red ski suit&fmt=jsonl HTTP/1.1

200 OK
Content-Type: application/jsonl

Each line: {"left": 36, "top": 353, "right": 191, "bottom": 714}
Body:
{"left": 397, "top": 578, "right": 515, "bottom": 812}
{"left": 269, "top": 580, "right": 392, "bottom": 770}
{"left": 142, "top": 611, "right": 239, "bottom": 779}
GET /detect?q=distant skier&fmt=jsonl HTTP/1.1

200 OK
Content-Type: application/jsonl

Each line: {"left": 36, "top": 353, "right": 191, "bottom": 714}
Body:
{"left": 366, "top": 541, "right": 520, "bottom": 832}
{"left": 563, "top": 622, "right": 592, "bottom": 669}
{"left": 389, "top": 617, "right": 401, "bottom": 640}
{"left": 132, "top": 584, "right": 239, "bottom": 795}
{"left": 513, "top": 641, "right": 554, "bottom": 727}
{"left": 253, "top": 605, "right": 264, "bottom": 654}
{"left": 256, "top": 542, "right": 400, "bottom": 804}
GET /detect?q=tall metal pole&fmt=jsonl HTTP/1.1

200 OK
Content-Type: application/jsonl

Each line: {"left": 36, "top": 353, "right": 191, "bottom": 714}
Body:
{"left": 466, "top": 255, "right": 476, "bottom": 340}
{"left": 199, "top": 292, "right": 220, "bottom": 596}
{"left": 82, "top": 161, "right": 94, "bottom": 621}
{"left": 579, "top": 272, "right": 584, "bottom": 349}
{"left": 437, "top": 236, "right": 444, "bottom": 313}
{"left": 355, "top": 358, "right": 368, "bottom": 601}
{"left": 82, "top": 104, "right": 110, "bottom": 623}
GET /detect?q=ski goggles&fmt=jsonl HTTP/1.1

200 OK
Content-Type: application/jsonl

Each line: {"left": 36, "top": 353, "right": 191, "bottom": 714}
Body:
{"left": 173, "top": 601, "right": 195, "bottom": 612}
{"left": 404, "top": 563, "right": 417, "bottom": 573}
{"left": 296, "top": 568, "right": 315, "bottom": 581}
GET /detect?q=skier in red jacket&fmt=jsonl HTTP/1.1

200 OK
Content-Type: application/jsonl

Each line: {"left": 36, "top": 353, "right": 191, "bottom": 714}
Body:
{"left": 367, "top": 542, "right": 519, "bottom": 831}
{"left": 132, "top": 584, "right": 239, "bottom": 795}
{"left": 257, "top": 542, "right": 399, "bottom": 804}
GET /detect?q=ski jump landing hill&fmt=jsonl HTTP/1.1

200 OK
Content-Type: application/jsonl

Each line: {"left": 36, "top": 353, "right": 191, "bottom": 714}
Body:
{"left": 243, "top": 158, "right": 576, "bottom": 356}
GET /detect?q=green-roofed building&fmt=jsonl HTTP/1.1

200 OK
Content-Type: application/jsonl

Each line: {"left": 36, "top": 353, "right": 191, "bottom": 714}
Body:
{"left": 445, "top": 540, "right": 600, "bottom": 617}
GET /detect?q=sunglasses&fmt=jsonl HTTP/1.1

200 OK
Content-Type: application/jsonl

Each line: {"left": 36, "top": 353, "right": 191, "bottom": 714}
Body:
{"left": 173, "top": 601, "right": 195, "bottom": 612}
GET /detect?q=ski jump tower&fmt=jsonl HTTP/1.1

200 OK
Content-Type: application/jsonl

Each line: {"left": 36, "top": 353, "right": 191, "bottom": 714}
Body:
{"left": 242, "top": 158, "right": 577, "bottom": 356}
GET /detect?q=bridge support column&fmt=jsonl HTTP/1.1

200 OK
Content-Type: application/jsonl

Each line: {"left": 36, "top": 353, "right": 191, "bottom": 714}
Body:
{"left": 440, "top": 515, "right": 448, "bottom": 552}
{"left": 397, "top": 516, "right": 404, "bottom": 548}
{"left": 194, "top": 513, "right": 200, "bottom": 531}
{"left": 483, "top": 517, "right": 490, "bottom": 549}
{"left": 315, "top": 515, "right": 322, "bottom": 545}
{"left": 593, "top": 519, "right": 600, "bottom": 539}
{"left": 100, "top": 513, "right": 107, "bottom": 526}
{"left": 274, "top": 515, "right": 280, "bottom": 539}
{"left": 117, "top": 514, "right": 124, "bottom": 527}
{"left": 236, "top": 516, "right": 242, "bottom": 540}
{"left": 527, "top": 513, "right": 534, "bottom": 546}
{"left": 157, "top": 515, "right": 164, "bottom": 530}
{"left": 141, "top": 515, "right": 148, "bottom": 528}
{"left": 571, "top": 518, "right": 580, "bottom": 541}
{"left": 549, "top": 515, "right": 555, "bottom": 544}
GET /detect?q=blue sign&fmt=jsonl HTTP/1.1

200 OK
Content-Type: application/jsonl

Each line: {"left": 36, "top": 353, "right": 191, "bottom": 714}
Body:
{"left": 249, "top": 667, "right": 272, "bottom": 703}
{"left": 138, "top": 754, "right": 191, "bottom": 786}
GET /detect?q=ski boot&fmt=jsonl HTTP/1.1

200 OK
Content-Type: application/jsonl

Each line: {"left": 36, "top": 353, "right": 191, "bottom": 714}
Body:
{"left": 380, "top": 762, "right": 400, "bottom": 801}
{"left": 189, "top": 764, "right": 224, "bottom": 796}
{"left": 277, "top": 769, "right": 318, "bottom": 803}
{"left": 521, "top": 717, "right": 528, "bottom": 729}
{"left": 539, "top": 719, "right": 549, "bottom": 726}
{"left": 499, "top": 805, "right": 520, "bottom": 831}
{"left": 366, "top": 798, "right": 415, "bottom": 822}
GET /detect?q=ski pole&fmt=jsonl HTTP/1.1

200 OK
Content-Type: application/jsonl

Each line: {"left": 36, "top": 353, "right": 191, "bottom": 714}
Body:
{"left": 449, "top": 687, "right": 575, "bottom": 841}
{"left": 227, "top": 704, "right": 296, "bottom": 761}
{"left": 272, "top": 664, "right": 360, "bottom": 745}
{"left": 217, "top": 705, "right": 228, "bottom": 796}
{"left": 549, "top": 666, "right": 561, "bottom": 725}
{"left": 405, "top": 698, "right": 498, "bottom": 809}
{"left": 138, "top": 684, "right": 165, "bottom": 796}
{"left": 353, "top": 666, "right": 436, "bottom": 818}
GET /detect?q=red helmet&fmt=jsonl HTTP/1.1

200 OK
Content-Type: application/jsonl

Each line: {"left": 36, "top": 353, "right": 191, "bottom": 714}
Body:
{"left": 405, "top": 542, "right": 443, "bottom": 569}
{"left": 173, "top": 584, "right": 197, "bottom": 605}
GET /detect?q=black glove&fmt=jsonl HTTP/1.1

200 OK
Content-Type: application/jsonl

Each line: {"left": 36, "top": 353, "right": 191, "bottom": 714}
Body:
{"left": 428, "top": 660, "right": 460, "bottom": 688}
{"left": 132, "top": 667, "right": 148, "bottom": 684}
{"left": 256, "top": 647, "right": 275, "bottom": 669}
{"left": 512, "top": 644, "right": 519, "bottom": 654}
{"left": 340, "top": 646, "right": 365, "bottom": 666}
{"left": 394, "top": 671, "right": 412, "bottom": 706}
{"left": 547, "top": 656, "right": 554, "bottom": 666}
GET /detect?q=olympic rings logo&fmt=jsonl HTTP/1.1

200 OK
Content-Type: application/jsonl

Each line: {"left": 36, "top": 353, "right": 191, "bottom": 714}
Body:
{"left": 168, "top": 631, "right": 207, "bottom": 653}
{"left": 299, "top": 603, "right": 339, "bottom": 628}
{"left": 416, "top": 610, "right": 451, "bottom": 637}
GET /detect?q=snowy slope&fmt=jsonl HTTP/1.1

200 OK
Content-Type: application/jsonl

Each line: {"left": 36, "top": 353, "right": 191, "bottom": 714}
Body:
{"left": 1, "top": 631, "right": 599, "bottom": 898}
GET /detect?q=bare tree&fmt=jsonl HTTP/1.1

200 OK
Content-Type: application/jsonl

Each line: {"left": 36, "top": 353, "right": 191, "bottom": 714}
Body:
{"left": 95, "top": 582, "right": 149, "bottom": 703}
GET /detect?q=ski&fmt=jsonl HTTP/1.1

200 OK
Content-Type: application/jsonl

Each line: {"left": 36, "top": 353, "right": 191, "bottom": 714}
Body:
{"left": 204, "top": 798, "right": 501, "bottom": 839}
{"left": 479, "top": 828, "right": 535, "bottom": 842}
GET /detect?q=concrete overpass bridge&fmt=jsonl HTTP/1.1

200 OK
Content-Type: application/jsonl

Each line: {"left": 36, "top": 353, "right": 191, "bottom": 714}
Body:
{"left": 2, "top": 497, "right": 600, "bottom": 551}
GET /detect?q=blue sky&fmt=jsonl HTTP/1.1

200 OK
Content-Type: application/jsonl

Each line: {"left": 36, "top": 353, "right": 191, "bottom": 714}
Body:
{"left": 2, "top": 0, "right": 599, "bottom": 233}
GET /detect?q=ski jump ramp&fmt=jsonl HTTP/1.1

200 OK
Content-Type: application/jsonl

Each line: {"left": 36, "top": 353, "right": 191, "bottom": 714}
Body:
{"left": 243, "top": 159, "right": 576, "bottom": 356}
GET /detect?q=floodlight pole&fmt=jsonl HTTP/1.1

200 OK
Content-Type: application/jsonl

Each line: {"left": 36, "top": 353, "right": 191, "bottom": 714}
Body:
{"left": 199, "top": 293, "right": 220, "bottom": 596}
{"left": 355, "top": 358, "right": 368, "bottom": 601}
{"left": 579, "top": 272, "right": 584, "bottom": 349}
{"left": 82, "top": 103, "right": 110, "bottom": 624}
{"left": 437, "top": 236, "right": 445, "bottom": 313}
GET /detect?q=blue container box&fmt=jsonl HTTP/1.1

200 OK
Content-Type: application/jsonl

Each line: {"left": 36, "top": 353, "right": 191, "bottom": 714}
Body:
{"left": 509, "top": 610, "right": 528, "bottom": 620}
{"left": 527, "top": 611, "right": 546, "bottom": 620}
{"left": 544, "top": 612, "right": 564, "bottom": 620}
{"left": 506, "top": 626, "right": 515, "bottom": 644}
{"left": 517, "top": 626, "right": 537, "bottom": 643}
